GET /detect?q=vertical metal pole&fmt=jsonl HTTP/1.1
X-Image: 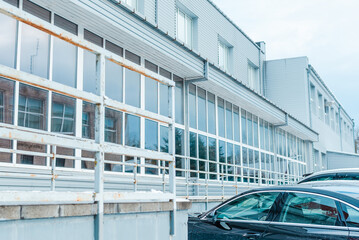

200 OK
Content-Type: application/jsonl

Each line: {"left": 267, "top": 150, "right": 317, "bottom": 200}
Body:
{"left": 94, "top": 54, "right": 105, "bottom": 240}
{"left": 169, "top": 84, "right": 176, "bottom": 236}
{"left": 133, "top": 156, "right": 138, "bottom": 192}
{"left": 50, "top": 145, "right": 57, "bottom": 191}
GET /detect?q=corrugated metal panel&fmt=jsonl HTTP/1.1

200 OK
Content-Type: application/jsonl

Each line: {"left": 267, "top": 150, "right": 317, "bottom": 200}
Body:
{"left": 144, "top": 0, "right": 156, "bottom": 25}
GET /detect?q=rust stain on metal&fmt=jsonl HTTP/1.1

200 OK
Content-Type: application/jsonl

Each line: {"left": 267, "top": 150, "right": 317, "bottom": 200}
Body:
{"left": 13, "top": 16, "right": 93, "bottom": 52}
{"left": 108, "top": 58, "right": 171, "bottom": 86}
{"left": 76, "top": 196, "right": 83, "bottom": 202}
{"left": 30, "top": 174, "right": 36, "bottom": 177}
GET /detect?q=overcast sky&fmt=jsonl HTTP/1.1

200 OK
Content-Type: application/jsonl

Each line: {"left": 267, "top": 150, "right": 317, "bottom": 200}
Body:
{"left": 211, "top": 0, "right": 359, "bottom": 128}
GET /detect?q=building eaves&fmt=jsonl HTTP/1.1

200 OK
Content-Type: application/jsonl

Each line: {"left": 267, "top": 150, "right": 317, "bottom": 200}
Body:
{"left": 308, "top": 64, "right": 354, "bottom": 125}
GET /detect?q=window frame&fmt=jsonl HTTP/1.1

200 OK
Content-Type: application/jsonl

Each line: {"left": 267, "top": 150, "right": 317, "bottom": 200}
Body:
{"left": 176, "top": 8, "right": 193, "bottom": 48}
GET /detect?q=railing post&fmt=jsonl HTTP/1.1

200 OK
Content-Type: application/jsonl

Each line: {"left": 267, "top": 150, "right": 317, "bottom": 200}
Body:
{"left": 50, "top": 145, "right": 57, "bottom": 191}
{"left": 94, "top": 53, "right": 105, "bottom": 240}
{"left": 133, "top": 156, "right": 138, "bottom": 192}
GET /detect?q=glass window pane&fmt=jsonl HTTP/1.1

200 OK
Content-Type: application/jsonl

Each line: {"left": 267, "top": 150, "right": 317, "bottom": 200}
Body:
{"left": 53, "top": 38, "right": 77, "bottom": 87}
{"left": 175, "top": 128, "right": 184, "bottom": 155}
{"left": 198, "top": 135, "right": 207, "bottom": 160}
{"left": 125, "top": 114, "right": 140, "bottom": 148}
{"left": 216, "top": 192, "right": 280, "bottom": 220}
{"left": 253, "top": 117, "right": 259, "bottom": 148}
{"left": 175, "top": 81, "right": 184, "bottom": 124}
{"left": 198, "top": 88, "right": 206, "bottom": 132}
{"left": 278, "top": 192, "right": 339, "bottom": 226}
{"left": 51, "top": 93, "right": 76, "bottom": 135}
{"left": 208, "top": 137, "right": 216, "bottom": 161}
{"left": 341, "top": 204, "right": 359, "bottom": 228}
{"left": 234, "top": 106, "right": 240, "bottom": 142}
{"left": 83, "top": 50, "right": 97, "bottom": 94}
{"left": 189, "top": 84, "right": 196, "bottom": 129}
{"left": 105, "top": 108, "right": 122, "bottom": 144}
{"left": 186, "top": 15, "right": 192, "bottom": 47}
{"left": 160, "top": 84, "right": 169, "bottom": 117}
{"left": 0, "top": 78, "right": 15, "bottom": 124}
{"left": 82, "top": 102, "right": 95, "bottom": 139}
{"left": 177, "top": 10, "right": 185, "bottom": 42}
{"left": 145, "top": 77, "right": 158, "bottom": 113}
{"left": 0, "top": 14, "right": 17, "bottom": 68}
{"left": 241, "top": 110, "right": 247, "bottom": 144}
{"left": 21, "top": 23, "right": 49, "bottom": 78}
{"left": 189, "top": 132, "right": 197, "bottom": 158}
{"left": 17, "top": 141, "right": 46, "bottom": 166}
{"left": 247, "top": 113, "right": 253, "bottom": 146}
{"left": 125, "top": 69, "right": 141, "bottom": 108}
{"left": 105, "top": 59, "right": 123, "bottom": 102}
{"left": 160, "top": 126, "right": 169, "bottom": 153}
{"left": 218, "top": 98, "right": 225, "bottom": 137}
{"left": 208, "top": 93, "right": 216, "bottom": 135}
{"left": 18, "top": 84, "right": 47, "bottom": 130}
{"left": 145, "top": 119, "right": 158, "bottom": 151}
{"left": 226, "top": 102, "right": 232, "bottom": 139}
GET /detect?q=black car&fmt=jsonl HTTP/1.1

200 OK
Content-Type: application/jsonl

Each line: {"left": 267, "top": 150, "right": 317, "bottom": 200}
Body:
{"left": 188, "top": 182, "right": 359, "bottom": 239}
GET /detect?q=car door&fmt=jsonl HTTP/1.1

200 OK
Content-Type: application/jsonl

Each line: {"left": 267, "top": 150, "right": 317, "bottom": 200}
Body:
{"left": 188, "top": 191, "right": 282, "bottom": 240}
{"left": 263, "top": 191, "right": 349, "bottom": 240}
{"left": 339, "top": 202, "right": 359, "bottom": 239}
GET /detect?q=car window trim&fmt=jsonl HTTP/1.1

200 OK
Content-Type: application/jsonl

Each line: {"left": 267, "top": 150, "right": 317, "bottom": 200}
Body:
{"left": 201, "top": 190, "right": 284, "bottom": 220}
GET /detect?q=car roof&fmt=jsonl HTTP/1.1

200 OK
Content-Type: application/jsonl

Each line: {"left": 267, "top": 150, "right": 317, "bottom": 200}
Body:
{"left": 307, "top": 168, "right": 359, "bottom": 177}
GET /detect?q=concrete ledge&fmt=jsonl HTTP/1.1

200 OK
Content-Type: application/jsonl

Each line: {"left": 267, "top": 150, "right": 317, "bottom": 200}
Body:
{"left": 0, "top": 201, "right": 192, "bottom": 220}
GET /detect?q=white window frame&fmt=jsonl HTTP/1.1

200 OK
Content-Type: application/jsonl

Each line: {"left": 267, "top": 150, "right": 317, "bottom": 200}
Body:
{"left": 124, "top": 0, "right": 137, "bottom": 10}
{"left": 218, "top": 41, "right": 229, "bottom": 72}
{"left": 176, "top": 8, "right": 193, "bottom": 48}
{"left": 247, "top": 63, "right": 260, "bottom": 92}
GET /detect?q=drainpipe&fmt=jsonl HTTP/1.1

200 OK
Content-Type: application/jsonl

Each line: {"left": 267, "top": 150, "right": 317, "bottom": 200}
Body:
{"left": 307, "top": 68, "right": 313, "bottom": 128}
{"left": 339, "top": 106, "right": 343, "bottom": 151}
{"left": 352, "top": 119, "right": 356, "bottom": 152}
{"left": 273, "top": 114, "right": 289, "bottom": 185}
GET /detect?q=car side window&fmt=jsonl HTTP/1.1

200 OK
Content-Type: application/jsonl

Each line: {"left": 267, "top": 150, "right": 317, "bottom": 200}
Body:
{"left": 215, "top": 192, "right": 280, "bottom": 221}
{"left": 278, "top": 192, "right": 339, "bottom": 226}
{"left": 341, "top": 204, "right": 359, "bottom": 228}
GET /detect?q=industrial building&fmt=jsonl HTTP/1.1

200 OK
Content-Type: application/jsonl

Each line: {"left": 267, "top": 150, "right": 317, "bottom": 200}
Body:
{"left": 0, "top": 0, "right": 355, "bottom": 239}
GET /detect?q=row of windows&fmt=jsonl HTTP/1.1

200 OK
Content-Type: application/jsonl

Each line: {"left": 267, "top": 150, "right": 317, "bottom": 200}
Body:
{"left": 310, "top": 82, "right": 353, "bottom": 142}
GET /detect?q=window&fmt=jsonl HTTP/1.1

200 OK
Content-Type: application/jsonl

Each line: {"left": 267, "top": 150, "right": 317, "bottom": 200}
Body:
{"left": 105, "top": 108, "right": 122, "bottom": 144}
{"left": 125, "top": 114, "right": 140, "bottom": 148}
{"left": 160, "top": 126, "right": 169, "bottom": 153}
{"left": 176, "top": 8, "right": 192, "bottom": 48}
{"left": 82, "top": 102, "right": 95, "bottom": 139}
{"left": 226, "top": 102, "right": 232, "bottom": 139}
{"left": 218, "top": 98, "right": 225, "bottom": 138}
{"left": 218, "top": 41, "right": 229, "bottom": 72}
{"left": 277, "top": 192, "right": 339, "bottom": 226}
{"left": 145, "top": 119, "right": 158, "bottom": 151}
{"left": 248, "top": 64, "right": 260, "bottom": 92}
{"left": 51, "top": 94, "right": 75, "bottom": 135}
{"left": 341, "top": 204, "right": 359, "bottom": 228}
{"left": 198, "top": 88, "right": 206, "bottom": 132}
{"left": 0, "top": 13, "right": 17, "bottom": 68}
{"left": 18, "top": 84, "right": 47, "bottom": 130}
{"left": 21, "top": 23, "right": 50, "bottom": 79}
{"left": 208, "top": 93, "right": 216, "bottom": 135}
{"left": 124, "top": 0, "right": 137, "bottom": 9}
{"left": 125, "top": 69, "right": 141, "bottom": 108}
{"left": 83, "top": 50, "right": 97, "bottom": 95}
{"left": 310, "top": 84, "right": 316, "bottom": 115}
{"left": 324, "top": 99, "right": 329, "bottom": 125}
{"left": 175, "top": 81, "right": 184, "bottom": 124}
{"left": 215, "top": 192, "right": 280, "bottom": 221}
{"left": 106, "top": 59, "right": 123, "bottom": 102}
{"left": 189, "top": 84, "right": 196, "bottom": 129}
{"left": 318, "top": 92, "right": 323, "bottom": 120}
{"left": 160, "top": 84, "right": 169, "bottom": 117}
{"left": 145, "top": 77, "right": 158, "bottom": 113}
{"left": 0, "top": 78, "right": 15, "bottom": 124}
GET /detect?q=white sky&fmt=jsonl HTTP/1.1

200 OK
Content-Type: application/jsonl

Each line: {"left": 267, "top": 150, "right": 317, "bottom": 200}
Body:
{"left": 211, "top": 0, "right": 359, "bottom": 127}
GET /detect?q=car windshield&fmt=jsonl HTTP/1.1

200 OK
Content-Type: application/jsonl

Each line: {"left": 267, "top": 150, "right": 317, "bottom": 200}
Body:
{"left": 299, "top": 172, "right": 359, "bottom": 184}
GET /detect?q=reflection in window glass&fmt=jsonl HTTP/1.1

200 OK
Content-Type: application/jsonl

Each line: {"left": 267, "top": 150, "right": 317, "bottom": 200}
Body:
{"left": 227, "top": 143, "right": 233, "bottom": 181}
{"left": 189, "top": 132, "right": 197, "bottom": 158}
{"left": 241, "top": 110, "right": 247, "bottom": 144}
{"left": 105, "top": 59, "right": 123, "bottom": 102}
{"left": 160, "top": 84, "right": 169, "bottom": 117}
{"left": 0, "top": 78, "right": 15, "bottom": 124}
{"left": 0, "top": 138, "right": 12, "bottom": 163}
{"left": 198, "top": 88, "right": 206, "bottom": 132}
{"left": 235, "top": 145, "right": 241, "bottom": 181}
{"left": 198, "top": 135, "right": 207, "bottom": 160}
{"left": 104, "top": 153, "right": 123, "bottom": 172}
{"left": 21, "top": 23, "right": 49, "bottom": 78}
{"left": 341, "top": 204, "right": 359, "bottom": 228}
{"left": 218, "top": 98, "right": 225, "bottom": 137}
{"left": 145, "top": 77, "right": 158, "bottom": 113}
{"left": 53, "top": 38, "right": 77, "bottom": 87}
{"left": 18, "top": 84, "right": 47, "bottom": 130}
{"left": 209, "top": 137, "right": 217, "bottom": 179}
{"left": 216, "top": 192, "right": 280, "bottom": 220}
{"left": 145, "top": 119, "right": 158, "bottom": 151}
{"left": 278, "top": 192, "right": 338, "bottom": 226}
{"left": 83, "top": 50, "right": 97, "bottom": 94}
{"left": 234, "top": 106, "right": 240, "bottom": 142}
{"left": 0, "top": 14, "right": 17, "bottom": 68}
{"left": 51, "top": 93, "right": 76, "bottom": 135}
{"left": 160, "top": 126, "right": 169, "bottom": 153}
{"left": 125, "top": 114, "right": 140, "bottom": 148}
{"left": 17, "top": 141, "right": 46, "bottom": 166}
{"left": 242, "top": 147, "right": 248, "bottom": 182}
{"left": 208, "top": 93, "right": 216, "bottom": 135}
{"left": 125, "top": 69, "right": 141, "bottom": 108}
{"left": 105, "top": 108, "right": 122, "bottom": 144}
{"left": 145, "top": 159, "right": 158, "bottom": 175}
{"left": 175, "top": 82, "right": 184, "bottom": 124}
{"left": 247, "top": 113, "right": 253, "bottom": 146}
{"left": 226, "top": 102, "right": 232, "bottom": 139}
{"left": 82, "top": 102, "right": 95, "bottom": 139}
{"left": 189, "top": 84, "right": 196, "bottom": 129}
{"left": 175, "top": 128, "right": 184, "bottom": 155}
